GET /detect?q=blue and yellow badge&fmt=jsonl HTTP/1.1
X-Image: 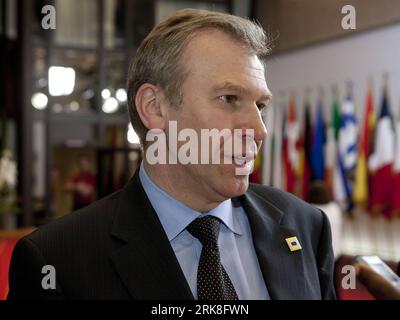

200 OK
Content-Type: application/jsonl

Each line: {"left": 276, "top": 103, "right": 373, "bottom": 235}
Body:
{"left": 285, "top": 236, "right": 302, "bottom": 252}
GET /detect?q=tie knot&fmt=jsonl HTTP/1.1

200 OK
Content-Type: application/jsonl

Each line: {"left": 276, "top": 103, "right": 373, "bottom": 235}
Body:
{"left": 187, "top": 216, "right": 221, "bottom": 249}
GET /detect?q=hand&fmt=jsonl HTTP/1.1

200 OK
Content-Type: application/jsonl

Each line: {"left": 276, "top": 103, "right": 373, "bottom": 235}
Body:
{"left": 75, "top": 182, "right": 93, "bottom": 196}
{"left": 354, "top": 262, "right": 400, "bottom": 300}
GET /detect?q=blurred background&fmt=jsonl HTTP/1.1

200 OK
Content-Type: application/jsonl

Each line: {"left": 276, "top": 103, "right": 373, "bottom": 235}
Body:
{"left": 1, "top": 0, "right": 400, "bottom": 299}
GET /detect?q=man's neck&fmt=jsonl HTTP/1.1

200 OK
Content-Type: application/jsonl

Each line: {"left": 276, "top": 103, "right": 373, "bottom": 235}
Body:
{"left": 142, "top": 161, "right": 226, "bottom": 213}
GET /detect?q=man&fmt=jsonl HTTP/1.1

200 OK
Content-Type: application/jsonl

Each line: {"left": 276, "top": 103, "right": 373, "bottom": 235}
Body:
{"left": 8, "top": 9, "right": 336, "bottom": 300}
{"left": 64, "top": 154, "right": 96, "bottom": 211}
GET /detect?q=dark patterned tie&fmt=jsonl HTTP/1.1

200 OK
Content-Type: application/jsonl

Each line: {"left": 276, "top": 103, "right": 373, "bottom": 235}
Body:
{"left": 187, "top": 216, "right": 239, "bottom": 300}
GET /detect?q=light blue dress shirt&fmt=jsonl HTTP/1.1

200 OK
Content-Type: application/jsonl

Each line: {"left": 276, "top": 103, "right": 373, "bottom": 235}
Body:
{"left": 139, "top": 163, "right": 269, "bottom": 300}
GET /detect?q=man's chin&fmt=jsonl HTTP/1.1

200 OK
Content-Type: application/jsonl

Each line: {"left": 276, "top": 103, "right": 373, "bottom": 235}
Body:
{"left": 223, "top": 175, "right": 250, "bottom": 198}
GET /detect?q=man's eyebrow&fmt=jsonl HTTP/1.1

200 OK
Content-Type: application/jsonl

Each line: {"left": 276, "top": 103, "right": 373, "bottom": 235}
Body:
{"left": 212, "top": 82, "right": 246, "bottom": 93}
{"left": 211, "top": 81, "right": 272, "bottom": 101}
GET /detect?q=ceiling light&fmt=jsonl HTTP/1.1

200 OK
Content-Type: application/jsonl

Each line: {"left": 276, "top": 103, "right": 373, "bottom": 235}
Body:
{"left": 102, "top": 97, "right": 118, "bottom": 113}
{"left": 48, "top": 66, "right": 75, "bottom": 96}
{"left": 31, "top": 92, "right": 48, "bottom": 110}
{"left": 101, "top": 89, "right": 111, "bottom": 99}
{"left": 116, "top": 88, "right": 127, "bottom": 102}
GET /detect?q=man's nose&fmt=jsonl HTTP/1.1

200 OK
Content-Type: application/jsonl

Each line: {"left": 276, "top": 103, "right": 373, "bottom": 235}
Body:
{"left": 246, "top": 106, "right": 268, "bottom": 142}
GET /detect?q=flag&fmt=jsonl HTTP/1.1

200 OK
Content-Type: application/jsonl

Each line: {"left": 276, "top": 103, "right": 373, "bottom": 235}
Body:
{"left": 332, "top": 94, "right": 346, "bottom": 207}
{"left": 283, "top": 95, "right": 301, "bottom": 195}
{"left": 249, "top": 149, "right": 263, "bottom": 184}
{"left": 324, "top": 126, "right": 335, "bottom": 199}
{"left": 272, "top": 100, "right": 284, "bottom": 189}
{"left": 353, "top": 87, "right": 375, "bottom": 207}
{"left": 392, "top": 118, "right": 400, "bottom": 215}
{"left": 310, "top": 101, "right": 325, "bottom": 181}
{"left": 325, "top": 90, "right": 340, "bottom": 199}
{"left": 368, "top": 85, "right": 395, "bottom": 217}
{"left": 281, "top": 106, "right": 287, "bottom": 190}
{"left": 338, "top": 93, "right": 357, "bottom": 211}
{"left": 297, "top": 139, "right": 308, "bottom": 200}
{"left": 301, "top": 98, "right": 312, "bottom": 201}
{"left": 261, "top": 106, "right": 274, "bottom": 185}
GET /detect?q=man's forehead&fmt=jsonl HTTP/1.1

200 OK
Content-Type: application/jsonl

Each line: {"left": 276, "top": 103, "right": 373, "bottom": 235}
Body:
{"left": 183, "top": 29, "right": 261, "bottom": 65}
{"left": 183, "top": 31, "right": 266, "bottom": 78}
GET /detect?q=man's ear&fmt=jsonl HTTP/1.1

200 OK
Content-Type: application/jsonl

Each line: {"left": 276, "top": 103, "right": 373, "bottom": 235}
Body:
{"left": 134, "top": 83, "right": 167, "bottom": 132}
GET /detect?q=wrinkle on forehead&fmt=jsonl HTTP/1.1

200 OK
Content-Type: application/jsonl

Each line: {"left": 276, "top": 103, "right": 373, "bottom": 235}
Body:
{"left": 188, "top": 48, "right": 266, "bottom": 82}
{"left": 181, "top": 30, "right": 269, "bottom": 95}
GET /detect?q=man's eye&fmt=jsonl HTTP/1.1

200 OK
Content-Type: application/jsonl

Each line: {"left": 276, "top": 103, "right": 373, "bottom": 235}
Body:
{"left": 220, "top": 95, "right": 237, "bottom": 104}
{"left": 257, "top": 103, "right": 267, "bottom": 113}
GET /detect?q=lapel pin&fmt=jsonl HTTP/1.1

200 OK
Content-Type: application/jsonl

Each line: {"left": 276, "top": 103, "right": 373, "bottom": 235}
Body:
{"left": 285, "top": 236, "right": 302, "bottom": 252}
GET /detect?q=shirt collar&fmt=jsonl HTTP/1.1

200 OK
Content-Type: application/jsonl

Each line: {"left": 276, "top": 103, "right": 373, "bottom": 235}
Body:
{"left": 139, "top": 163, "right": 243, "bottom": 241}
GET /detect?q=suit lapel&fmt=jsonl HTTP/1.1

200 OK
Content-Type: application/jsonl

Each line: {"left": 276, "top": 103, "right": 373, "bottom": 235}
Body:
{"left": 239, "top": 188, "right": 308, "bottom": 299}
{"left": 109, "top": 171, "right": 194, "bottom": 300}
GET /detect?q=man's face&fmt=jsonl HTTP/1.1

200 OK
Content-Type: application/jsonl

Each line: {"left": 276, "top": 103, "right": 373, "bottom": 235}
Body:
{"left": 79, "top": 157, "right": 90, "bottom": 172}
{"left": 164, "top": 30, "right": 270, "bottom": 203}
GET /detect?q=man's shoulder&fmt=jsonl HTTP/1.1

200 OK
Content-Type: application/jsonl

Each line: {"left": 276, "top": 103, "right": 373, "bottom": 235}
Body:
{"left": 24, "top": 188, "right": 124, "bottom": 251}
{"left": 247, "top": 183, "right": 317, "bottom": 210}
{"left": 9, "top": 187, "right": 135, "bottom": 299}
{"left": 247, "top": 183, "right": 325, "bottom": 225}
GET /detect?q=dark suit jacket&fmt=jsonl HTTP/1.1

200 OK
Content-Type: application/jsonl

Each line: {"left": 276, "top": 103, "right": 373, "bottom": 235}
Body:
{"left": 8, "top": 170, "right": 336, "bottom": 300}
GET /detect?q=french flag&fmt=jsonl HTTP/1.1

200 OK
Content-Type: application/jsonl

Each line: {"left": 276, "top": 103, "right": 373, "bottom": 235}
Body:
{"left": 368, "top": 86, "right": 395, "bottom": 217}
